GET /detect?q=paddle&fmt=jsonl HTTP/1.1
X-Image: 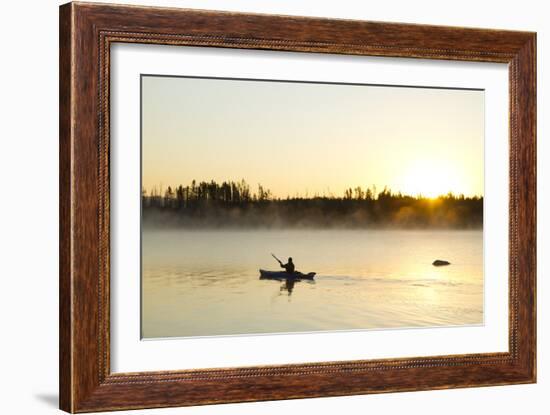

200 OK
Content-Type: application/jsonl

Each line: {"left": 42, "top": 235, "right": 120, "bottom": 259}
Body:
{"left": 271, "top": 253, "right": 283, "bottom": 266}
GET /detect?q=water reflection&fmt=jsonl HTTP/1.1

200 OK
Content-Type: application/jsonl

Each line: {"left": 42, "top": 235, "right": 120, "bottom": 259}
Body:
{"left": 281, "top": 278, "right": 295, "bottom": 295}
{"left": 258, "top": 274, "right": 316, "bottom": 296}
{"left": 142, "top": 229, "right": 483, "bottom": 338}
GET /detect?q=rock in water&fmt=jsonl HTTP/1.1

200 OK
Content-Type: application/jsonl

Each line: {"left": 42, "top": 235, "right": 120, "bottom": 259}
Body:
{"left": 432, "top": 259, "right": 451, "bottom": 266}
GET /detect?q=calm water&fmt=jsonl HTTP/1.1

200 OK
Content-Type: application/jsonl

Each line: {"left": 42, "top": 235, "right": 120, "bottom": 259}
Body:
{"left": 142, "top": 230, "right": 483, "bottom": 338}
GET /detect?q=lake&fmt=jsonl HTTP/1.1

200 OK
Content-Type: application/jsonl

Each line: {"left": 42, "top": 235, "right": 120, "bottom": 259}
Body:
{"left": 142, "top": 229, "right": 483, "bottom": 338}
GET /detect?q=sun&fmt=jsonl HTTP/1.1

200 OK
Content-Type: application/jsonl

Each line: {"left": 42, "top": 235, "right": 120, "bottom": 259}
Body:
{"left": 398, "top": 161, "right": 463, "bottom": 198}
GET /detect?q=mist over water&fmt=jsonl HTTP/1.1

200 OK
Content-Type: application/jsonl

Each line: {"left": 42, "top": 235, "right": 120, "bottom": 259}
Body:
{"left": 142, "top": 229, "right": 483, "bottom": 338}
{"left": 142, "top": 180, "right": 483, "bottom": 230}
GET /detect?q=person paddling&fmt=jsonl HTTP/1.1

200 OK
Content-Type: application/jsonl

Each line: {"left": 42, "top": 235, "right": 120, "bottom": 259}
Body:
{"left": 272, "top": 254, "right": 295, "bottom": 274}
{"left": 281, "top": 257, "right": 295, "bottom": 274}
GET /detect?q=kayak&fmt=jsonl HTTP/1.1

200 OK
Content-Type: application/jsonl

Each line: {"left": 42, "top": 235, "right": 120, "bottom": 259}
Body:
{"left": 259, "top": 270, "right": 316, "bottom": 280}
{"left": 259, "top": 269, "right": 316, "bottom": 280}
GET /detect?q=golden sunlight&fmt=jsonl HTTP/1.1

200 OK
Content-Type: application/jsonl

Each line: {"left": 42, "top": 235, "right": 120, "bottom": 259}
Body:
{"left": 397, "top": 161, "right": 464, "bottom": 198}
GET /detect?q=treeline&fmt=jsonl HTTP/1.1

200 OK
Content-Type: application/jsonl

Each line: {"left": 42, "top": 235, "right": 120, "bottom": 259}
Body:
{"left": 142, "top": 179, "right": 483, "bottom": 229}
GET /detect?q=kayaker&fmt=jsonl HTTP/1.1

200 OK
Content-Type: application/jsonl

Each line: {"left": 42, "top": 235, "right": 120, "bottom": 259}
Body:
{"left": 280, "top": 257, "right": 295, "bottom": 274}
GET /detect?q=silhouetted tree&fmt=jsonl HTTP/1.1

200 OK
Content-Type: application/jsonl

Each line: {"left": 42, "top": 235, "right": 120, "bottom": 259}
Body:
{"left": 142, "top": 179, "right": 483, "bottom": 229}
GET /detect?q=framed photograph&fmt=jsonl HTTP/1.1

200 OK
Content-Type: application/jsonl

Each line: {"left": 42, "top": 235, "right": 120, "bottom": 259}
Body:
{"left": 59, "top": 2, "right": 536, "bottom": 412}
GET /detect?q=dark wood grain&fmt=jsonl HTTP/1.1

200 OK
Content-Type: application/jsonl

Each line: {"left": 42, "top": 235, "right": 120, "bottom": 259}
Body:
{"left": 59, "top": 3, "right": 73, "bottom": 411}
{"left": 59, "top": 2, "right": 536, "bottom": 412}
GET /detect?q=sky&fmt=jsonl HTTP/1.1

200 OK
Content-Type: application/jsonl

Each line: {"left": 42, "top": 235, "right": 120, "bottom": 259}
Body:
{"left": 142, "top": 75, "right": 484, "bottom": 199}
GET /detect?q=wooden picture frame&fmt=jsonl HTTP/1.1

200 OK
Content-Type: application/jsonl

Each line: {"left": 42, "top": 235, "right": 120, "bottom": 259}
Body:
{"left": 59, "top": 2, "right": 536, "bottom": 412}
